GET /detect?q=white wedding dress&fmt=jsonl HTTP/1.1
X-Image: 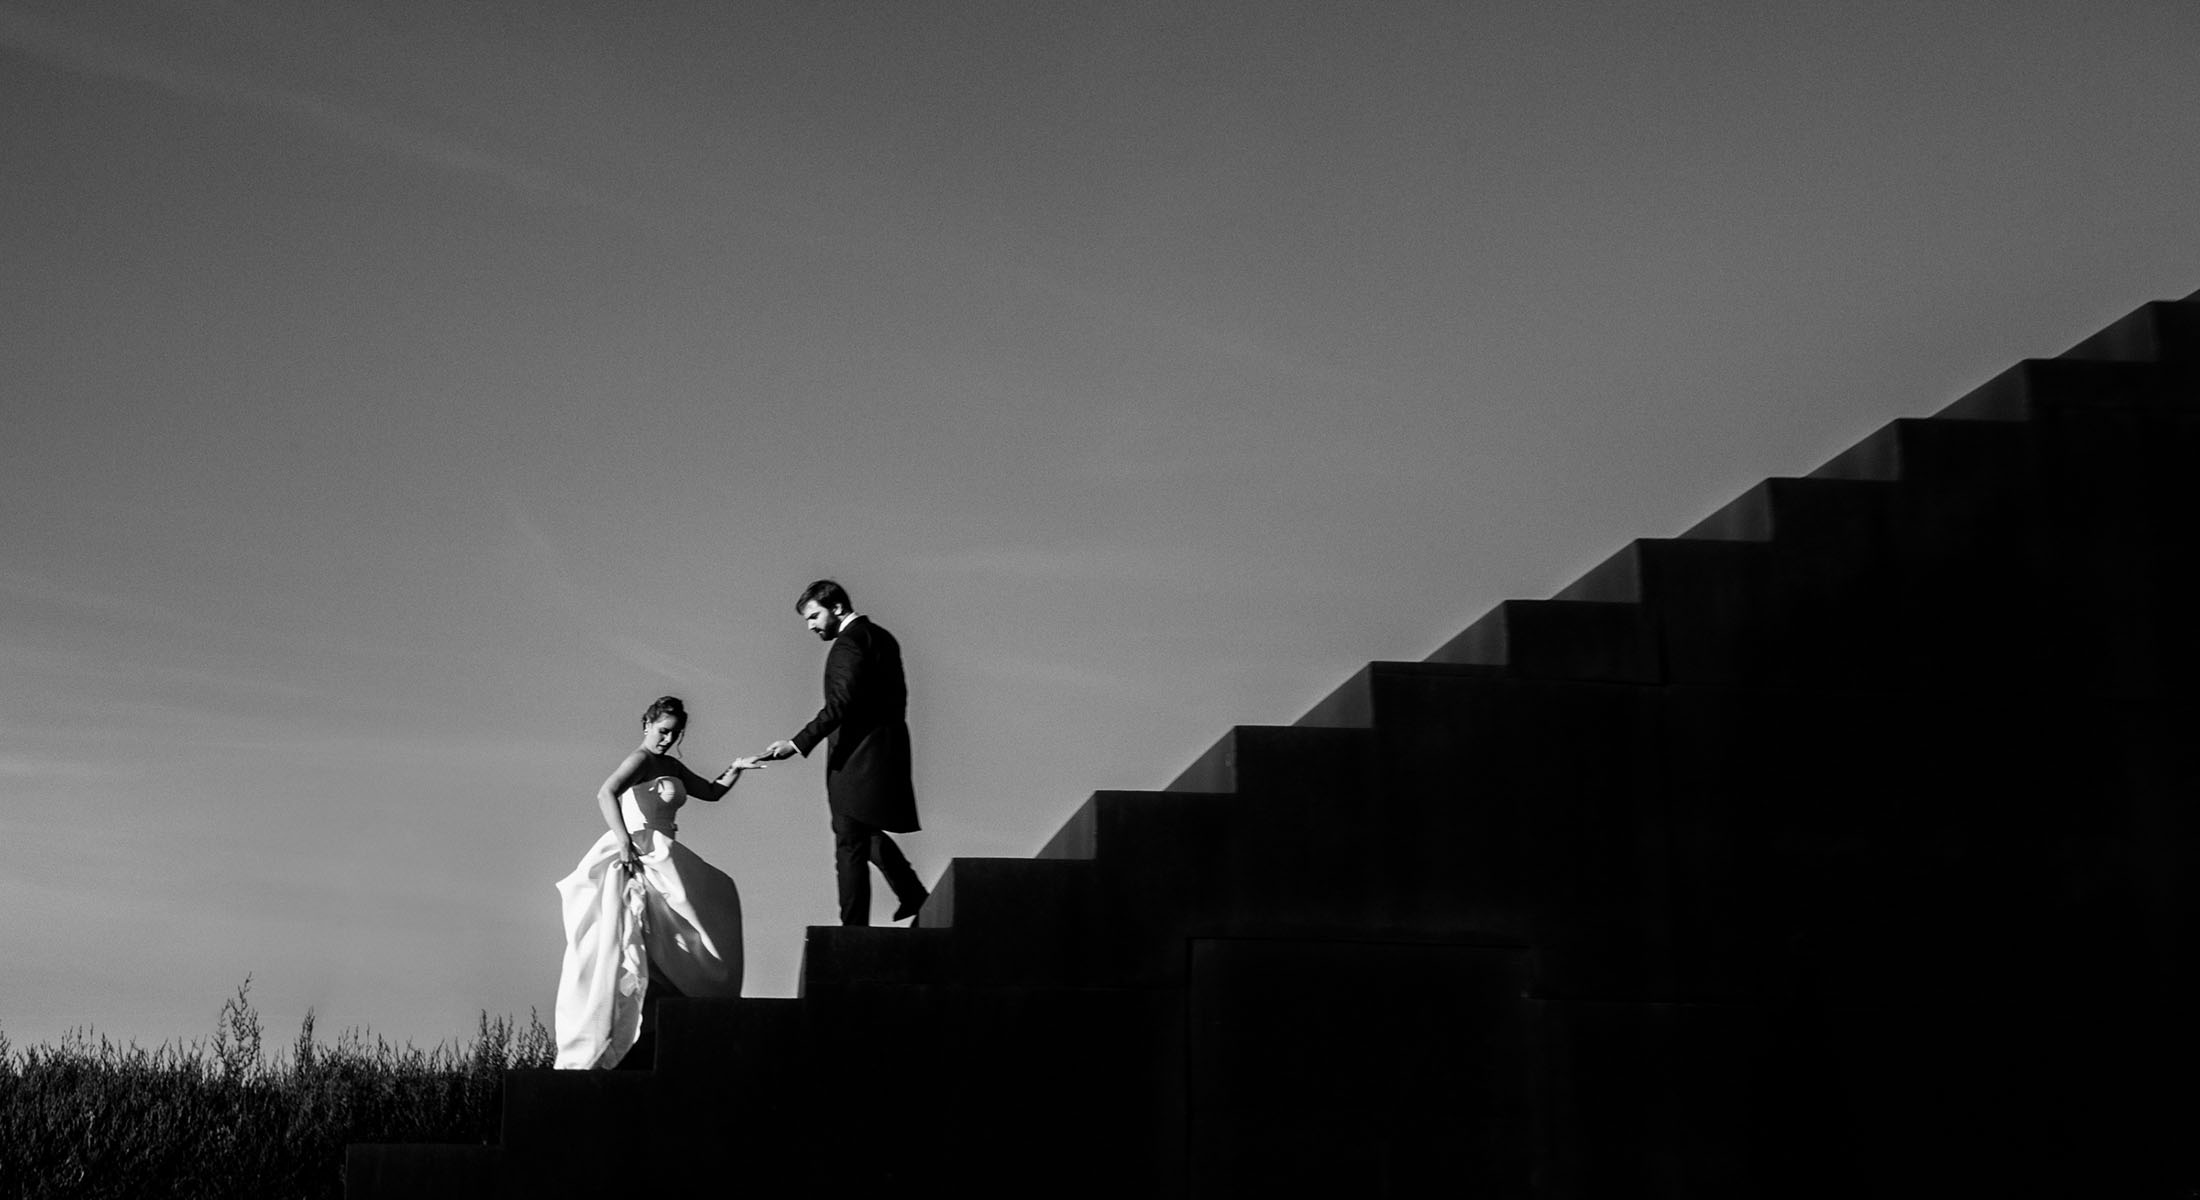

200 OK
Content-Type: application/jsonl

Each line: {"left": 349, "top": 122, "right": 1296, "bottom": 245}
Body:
{"left": 553, "top": 774, "right": 744, "bottom": 1069}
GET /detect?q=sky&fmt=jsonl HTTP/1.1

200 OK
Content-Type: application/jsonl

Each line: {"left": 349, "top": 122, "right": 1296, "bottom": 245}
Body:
{"left": 3, "top": 0, "right": 2197, "bottom": 1049}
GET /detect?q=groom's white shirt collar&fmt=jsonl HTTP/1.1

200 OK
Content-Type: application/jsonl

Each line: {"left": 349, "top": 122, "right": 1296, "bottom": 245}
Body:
{"left": 835, "top": 612, "right": 864, "bottom": 638}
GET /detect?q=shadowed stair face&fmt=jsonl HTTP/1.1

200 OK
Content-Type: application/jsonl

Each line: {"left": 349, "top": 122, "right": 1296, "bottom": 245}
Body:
{"left": 343, "top": 1145, "right": 500, "bottom": 1200}
{"left": 350, "top": 293, "right": 2200, "bottom": 1199}
{"left": 2060, "top": 298, "right": 2200, "bottom": 362}
{"left": 799, "top": 925, "right": 952, "bottom": 991}
{"left": 911, "top": 857, "right": 1110, "bottom": 985}
{"left": 1938, "top": 357, "right": 2200, "bottom": 422}
{"left": 1427, "top": 601, "right": 1656, "bottom": 684}
{"left": 1036, "top": 788, "right": 1240, "bottom": 860}
{"left": 1678, "top": 476, "right": 1900, "bottom": 547}
{"left": 1164, "top": 723, "right": 1377, "bottom": 798}
{"left": 648, "top": 996, "right": 800, "bottom": 1079}
{"left": 1189, "top": 938, "right": 1538, "bottom": 1196}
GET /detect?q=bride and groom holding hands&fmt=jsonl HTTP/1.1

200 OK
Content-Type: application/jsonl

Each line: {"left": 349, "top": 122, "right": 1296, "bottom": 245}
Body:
{"left": 552, "top": 579, "right": 929, "bottom": 1070}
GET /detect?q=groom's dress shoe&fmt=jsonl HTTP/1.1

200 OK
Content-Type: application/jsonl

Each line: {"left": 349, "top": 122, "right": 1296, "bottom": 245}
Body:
{"left": 893, "top": 890, "right": 928, "bottom": 923}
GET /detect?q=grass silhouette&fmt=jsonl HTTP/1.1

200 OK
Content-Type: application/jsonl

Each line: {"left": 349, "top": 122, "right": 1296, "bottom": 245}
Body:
{"left": 0, "top": 978, "right": 553, "bottom": 1199}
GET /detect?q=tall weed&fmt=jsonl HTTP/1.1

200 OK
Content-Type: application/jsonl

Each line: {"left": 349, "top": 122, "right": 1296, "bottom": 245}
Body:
{"left": 0, "top": 978, "right": 555, "bottom": 1199}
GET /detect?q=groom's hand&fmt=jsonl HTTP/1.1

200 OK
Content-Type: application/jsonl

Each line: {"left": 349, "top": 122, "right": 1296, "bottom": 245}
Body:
{"left": 762, "top": 739, "right": 798, "bottom": 761}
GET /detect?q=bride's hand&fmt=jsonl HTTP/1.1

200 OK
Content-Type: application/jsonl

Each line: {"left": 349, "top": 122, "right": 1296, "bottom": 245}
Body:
{"left": 727, "top": 756, "right": 767, "bottom": 774}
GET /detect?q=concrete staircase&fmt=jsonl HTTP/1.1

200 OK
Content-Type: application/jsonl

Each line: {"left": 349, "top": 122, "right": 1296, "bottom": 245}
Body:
{"left": 348, "top": 292, "right": 2200, "bottom": 1198}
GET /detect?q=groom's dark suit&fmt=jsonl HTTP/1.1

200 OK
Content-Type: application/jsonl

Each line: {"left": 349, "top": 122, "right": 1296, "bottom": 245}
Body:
{"left": 791, "top": 615, "right": 925, "bottom": 924}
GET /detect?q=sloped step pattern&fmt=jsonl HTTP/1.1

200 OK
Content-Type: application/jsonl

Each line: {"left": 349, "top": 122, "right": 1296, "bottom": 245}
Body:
{"left": 352, "top": 293, "right": 2200, "bottom": 1198}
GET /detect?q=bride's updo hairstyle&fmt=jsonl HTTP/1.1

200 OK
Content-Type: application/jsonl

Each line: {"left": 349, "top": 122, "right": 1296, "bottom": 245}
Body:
{"left": 642, "top": 695, "right": 687, "bottom": 748}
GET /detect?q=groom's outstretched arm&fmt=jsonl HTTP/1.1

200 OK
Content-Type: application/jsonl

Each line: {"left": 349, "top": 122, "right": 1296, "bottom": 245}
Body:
{"left": 788, "top": 635, "right": 863, "bottom": 758}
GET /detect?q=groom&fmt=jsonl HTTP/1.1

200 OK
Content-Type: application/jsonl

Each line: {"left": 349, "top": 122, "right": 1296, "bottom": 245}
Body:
{"left": 763, "top": 579, "right": 929, "bottom": 926}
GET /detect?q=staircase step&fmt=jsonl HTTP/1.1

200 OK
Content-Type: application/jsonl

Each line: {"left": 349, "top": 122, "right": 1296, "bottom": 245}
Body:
{"left": 486, "top": 1069, "right": 670, "bottom": 1195}
{"left": 799, "top": 924, "right": 952, "bottom": 990}
{"left": 1809, "top": 415, "right": 2033, "bottom": 485}
{"left": 1033, "top": 786, "right": 1377, "bottom": 981}
{"left": 1553, "top": 537, "right": 1769, "bottom": 607}
{"left": 1037, "top": 788, "right": 1239, "bottom": 859}
{"left": 1425, "top": 599, "right": 1656, "bottom": 684}
{"left": 1165, "top": 724, "right": 1376, "bottom": 799}
{"left": 1552, "top": 429, "right": 2188, "bottom": 686}
{"left": 497, "top": 1069, "right": 654, "bottom": 1155}
{"left": 922, "top": 856, "right": 1097, "bottom": 931}
{"left": 796, "top": 981, "right": 1184, "bottom": 1195}
{"left": 922, "top": 858, "right": 1117, "bottom": 984}
{"left": 892, "top": 780, "right": 1490, "bottom": 989}
{"left": 1298, "top": 660, "right": 1504, "bottom": 725}
{"left": 1190, "top": 937, "right": 1537, "bottom": 1195}
{"left": 342, "top": 1144, "right": 500, "bottom": 1200}
{"left": 649, "top": 996, "right": 801, "bottom": 1078}
{"left": 2059, "top": 298, "right": 2200, "bottom": 362}
{"left": 800, "top": 860, "right": 1126, "bottom": 988}
{"left": 1937, "top": 358, "right": 2196, "bottom": 421}
{"left": 1678, "top": 476, "right": 1901, "bottom": 548}
{"left": 1543, "top": 539, "right": 1776, "bottom": 685}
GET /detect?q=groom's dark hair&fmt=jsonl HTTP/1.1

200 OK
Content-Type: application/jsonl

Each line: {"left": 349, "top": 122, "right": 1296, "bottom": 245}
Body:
{"left": 797, "top": 579, "right": 851, "bottom": 614}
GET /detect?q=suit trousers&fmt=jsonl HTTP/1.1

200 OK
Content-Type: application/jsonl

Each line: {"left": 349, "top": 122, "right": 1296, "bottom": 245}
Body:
{"left": 832, "top": 810, "right": 924, "bottom": 926}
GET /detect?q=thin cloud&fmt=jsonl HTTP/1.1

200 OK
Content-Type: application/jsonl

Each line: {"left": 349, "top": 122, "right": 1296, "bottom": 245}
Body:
{"left": 0, "top": 754, "right": 127, "bottom": 782}
{"left": 906, "top": 542, "right": 1340, "bottom": 594}
{"left": 0, "top": 622, "right": 329, "bottom": 704}
{"left": 0, "top": 569, "right": 435, "bottom": 661}
{"left": 36, "top": 706, "right": 596, "bottom": 772}
{"left": 0, "top": 569, "right": 200, "bottom": 628}
{"left": 506, "top": 499, "right": 736, "bottom": 690}
{"left": 905, "top": 546, "right": 1147, "bottom": 585}
{"left": 966, "top": 655, "right": 1138, "bottom": 695}
{"left": 601, "top": 634, "right": 738, "bottom": 691}
{"left": 0, "top": 4, "right": 646, "bottom": 221}
{"left": 504, "top": 498, "right": 590, "bottom": 614}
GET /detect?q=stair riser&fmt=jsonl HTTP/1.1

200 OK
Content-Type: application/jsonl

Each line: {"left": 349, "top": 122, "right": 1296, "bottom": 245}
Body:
{"left": 1681, "top": 477, "right": 1903, "bottom": 550}
{"left": 648, "top": 997, "right": 803, "bottom": 1079}
{"left": 796, "top": 984, "right": 1187, "bottom": 1193}
{"left": 1811, "top": 417, "right": 2034, "bottom": 486}
{"left": 2060, "top": 299, "right": 2200, "bottom": 363}
{"left": 1535, "top": 447, "right": 2198, "bottom": 692}
{"left": 914, "top": 857, "right": 1184, "bottom": 987}
{"left": 497, "top": 1070, "right": 654, "bottom": 1157}
{"left": 342, "top": 1146, "right": 500, "bottom": 1200}
{"left": 799, "top": 927, "right": 953, "bottom": 991}
{"left": 833, "top": 812, "right": 1540, "bottom": 989}
{"left": 1166, "top": 725, "right": 1377, "bottom": 804}
{"left": 1037, "top": 789, "right": 1240, "bottom": 860}
{"left": 1428, "top": 600, "right": 1658, "bottom": 685}
{"left": 1333, "top": 671, "right": 2200, "bottom": 1000}
{"left": 1939, "top": 359, "right": 2199, "bottom": 421}
{"left": 1189, "top": 938, "right": 1541, "bottom": 1195}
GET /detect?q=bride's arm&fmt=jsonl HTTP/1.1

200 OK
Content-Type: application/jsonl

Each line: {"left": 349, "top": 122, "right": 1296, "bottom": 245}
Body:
{"left": 597, "top": 751, "right": 650, "bottom": 862}
{"left": 675, "top": 755, "right": 763, "bottom": 803}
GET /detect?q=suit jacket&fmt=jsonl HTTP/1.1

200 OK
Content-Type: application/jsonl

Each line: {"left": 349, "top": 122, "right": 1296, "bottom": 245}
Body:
{"left": 792, "top": 617, "right": 920, "bottom": 832}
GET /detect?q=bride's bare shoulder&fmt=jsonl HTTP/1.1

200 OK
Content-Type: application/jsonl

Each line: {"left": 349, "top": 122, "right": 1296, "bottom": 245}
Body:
{"left": 601, "top": 748, "right": 658, "bottom": 795}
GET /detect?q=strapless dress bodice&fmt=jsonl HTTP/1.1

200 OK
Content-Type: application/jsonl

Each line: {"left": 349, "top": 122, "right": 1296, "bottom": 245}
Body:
{"left": 621, "top": 775, "right": 687, "bottom": 838}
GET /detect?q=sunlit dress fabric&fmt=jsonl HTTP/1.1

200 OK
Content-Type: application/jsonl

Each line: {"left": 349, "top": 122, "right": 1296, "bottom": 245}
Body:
{"left": 554, "top": 776, "right": 745, "bottom": 1069}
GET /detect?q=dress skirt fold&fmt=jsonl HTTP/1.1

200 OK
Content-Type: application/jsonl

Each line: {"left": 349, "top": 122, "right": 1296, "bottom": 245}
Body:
{"left": 554, "top": 817, "right": 744, "bottom": 1070}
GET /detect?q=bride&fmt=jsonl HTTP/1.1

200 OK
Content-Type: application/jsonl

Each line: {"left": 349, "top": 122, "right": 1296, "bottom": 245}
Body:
{"left": 554, "top": 695, "right": 763, "bottom": 1069}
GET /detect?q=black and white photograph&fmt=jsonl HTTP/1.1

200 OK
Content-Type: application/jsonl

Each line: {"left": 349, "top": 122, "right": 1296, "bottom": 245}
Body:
{"left": 3, "top": 2, "right": 2197, "bottom": 1195}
